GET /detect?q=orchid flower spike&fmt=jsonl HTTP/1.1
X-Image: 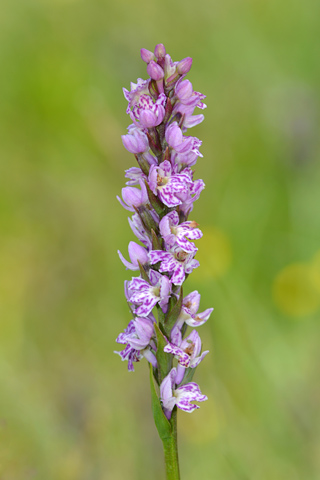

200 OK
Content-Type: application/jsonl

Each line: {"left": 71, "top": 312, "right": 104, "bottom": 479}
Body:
{"left": 115, "top": 44, "right": 213, "bottom": 477}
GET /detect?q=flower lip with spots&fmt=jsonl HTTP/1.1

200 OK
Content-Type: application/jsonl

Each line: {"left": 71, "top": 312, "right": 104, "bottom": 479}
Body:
{"left": 159, "top": 210, "right": 202, "bottom": 253}
{"left": 130, "top": 93, "right": 167, "bottom": 128}
{"left": 164, "top": 327, "right": 209, "bottom": 369}
{"left": 175, "top": 290, "right": 214, "bottom": 328}
{"left": 160, "top": 367, "right": 208, "bottom": 419}
{"left": 123, "top": 78, "right": 150, "bottom": 114}
{"left": 148, "top": 160, "right": 194, "bottom": 208}
{"left": 128, "top": 270, "right": 172, "bottom": 317}
{"left": 114, "top": 316, "right": 157, "bottom": 371}
{"left": 149, "top": 246, "right": 199, "bottom": 285}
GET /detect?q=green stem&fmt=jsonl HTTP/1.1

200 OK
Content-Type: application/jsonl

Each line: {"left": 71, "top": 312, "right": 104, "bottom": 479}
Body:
{"left": 162, "top": 407, "right": 180, "bottom": 480}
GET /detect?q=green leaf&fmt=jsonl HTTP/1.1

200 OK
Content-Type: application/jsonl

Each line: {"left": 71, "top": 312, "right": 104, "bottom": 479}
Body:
{"left": 138, "top": 260, "right": 150, "bottom": 283}
{"left": 154, "top": 322, "right": 172, "bottom": 383}
{"left": 164, "top": 287, "right": 183, "bottom": 336}
{"left": 149, "top": 364, "right": 172, "bottom": 441}
{"left": 135, "top": 205, "right": 158, "bottom": 233}
{"left": 151, "top": 229, "right": 163, "bottom": 250}
{"left": 144, "top": 180, "right": 167, "bottom": 217}
{"left": 179, "top": 366, "right": 196, "bottom": 386}
{"left": 156, "top": 304, "right": 165, "bottom": 325}
{"left": 135, "top": 154, "right": 150, "bottom": 176}
{"left": 181, "top": 322, "right": 187, "bottom": 338}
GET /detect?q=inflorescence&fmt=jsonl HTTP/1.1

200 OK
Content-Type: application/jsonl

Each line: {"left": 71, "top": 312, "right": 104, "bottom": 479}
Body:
{"left": 115, "top": 44, "right": 213, "bottom": 419}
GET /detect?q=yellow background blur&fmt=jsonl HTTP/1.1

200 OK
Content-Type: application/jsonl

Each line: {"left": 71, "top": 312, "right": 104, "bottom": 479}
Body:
{"left": 0, "top": 0, "right": 319, "bottom": 478}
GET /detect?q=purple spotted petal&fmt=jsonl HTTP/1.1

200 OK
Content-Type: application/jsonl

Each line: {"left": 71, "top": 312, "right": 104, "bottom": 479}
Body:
{"left": 183, "top": 291, "right": 201, "bottom": 314}
{"left": 134, "top": 295, "right": 159, "bottom": 317}
{"left": 148, "top": 161, "right": 195, "bottom": 208}
{"left": 186, "top": 307, "right": 214, "bottom": 327}
{"left": 159, "top": 275, "right": 172, "bottom": 311}
{"left": 128, "top": 277, "right": 150, "bottom": 292}
{"left": 170, "top": 325, "right": 182, "bottom": 345}
{"left": 124, "top": 167, "right": 146, "bottom": 186}
{"left": 123, "top": 78, "right": 150, "bottom": 113}
{"left": 158, "top": 182, "right": 188, "bottom": 208}
{"left": 114, "top": 344, "right": 142, "bottom": 372}
{"left": 149, "top": 250, "right": 172, "bottom": 265}
{"left": 171, "top": 263, "right": 185, "bottom": 285}
{"left": 175, "top": 236, "right": 197, "bottom": 253}
{"left": 180, "top": 329, "right": 201, "bottom": 356}
{"left": 116, "top": 320, "right": 136, "bottom": 344}
{"left": 190, "top": 179, "right": 205, "bottom": 198}
{"left": 182, "top": 224, "right": 203, "bottom": 240}
{"left": 149, "top": 269, "right": 162, "bottom": 286}
{"left": 164, "top": 343, "right": 190, "bottom": 367}
{"left": 175, "top": 398, "right": 199, "bottom": 413}
{"left": 185, "top": 259, "right": 199, "bottom": 274}
{"left": 174, "top": 382, "right": 208, "bottom": 412}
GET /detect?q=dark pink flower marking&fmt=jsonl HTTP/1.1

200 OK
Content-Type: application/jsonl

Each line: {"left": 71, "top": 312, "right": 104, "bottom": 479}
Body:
{"left": 130, "top": 94, "right": 166, "bottom": 128}
{"left": 128, "top": 270, "right": 172, "bottom": 316}
{"left": 149, "top": 246, "right": 199, "bottom": 285}
{"left": 148, "top": 161, "right": 196, "bottom": 208}
{"left": 164, "top": 328, "right": 209, "bottom": 369}
{"left": 160, "top": 367, "right": 207, "bottom": 418}
{"left": 176, "top": 290, "right": 214, "bottom": 328}
{"left": 159, "top": 210, "right": 202, "bottom": 253}
{"left": 114, "top": 316, "right": 157, "bottom": 371}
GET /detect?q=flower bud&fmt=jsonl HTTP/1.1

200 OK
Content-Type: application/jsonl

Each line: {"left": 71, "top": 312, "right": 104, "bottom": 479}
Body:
{"left": 177, "top": 57, "right": 193, "bottom": 75}
{"left": 174, "top": 136, "right": 193, "bottom": 154}
{"left": 129, "top": 317, "right": 154, "bottom": 349}
{"left": 140, "top": 48, "right": 155, "bottom": 63}
{"left": 154, "top": 43, "right": 166, "bottom": 60}
{"left": 139, "top": 110, "right": 158, "bottom": 128}
{"left": 128, "top": 241, "right": 149, "bottom": 266}
{"left": 121, "top": 186, "right": 144, "bottom": 209}
{"left": 165, "top": 122, "right": 183, "bottom": 149}
{"left": 117, "top": 242, "right": 149, "bottom": 271}
{"left": 175, "top": 79, "right": 193, "bottom": 102}
{"left": 147, "top": 61, "right": 164, "bottom": 81}
{"left": 122, "top": 129, "right": 149, "bottom": 154}
{"left": 119, "top": 180, "right": 149, "bottom": 211}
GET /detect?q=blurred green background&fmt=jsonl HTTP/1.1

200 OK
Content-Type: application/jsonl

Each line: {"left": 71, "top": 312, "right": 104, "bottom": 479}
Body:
{"left": 0, "top": 0, "right": 319, "bottom": 478}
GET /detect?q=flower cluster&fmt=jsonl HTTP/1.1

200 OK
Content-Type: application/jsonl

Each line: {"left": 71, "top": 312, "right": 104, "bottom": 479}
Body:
{"left": 115, "top": 44, "right": 213, "bottom": 419}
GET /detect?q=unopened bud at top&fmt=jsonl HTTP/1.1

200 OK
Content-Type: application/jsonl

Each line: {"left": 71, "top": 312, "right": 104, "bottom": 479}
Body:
{"left": 140, "top": 48, "right": 155, "bottom": 63}
{"left": 177, "top": 57, "right": 193, "bottom": 75}
{"left": 154, "top": 44, "right": 166, "bottom": 60}
{"left": 147, "top": 61, "right": 164, "bottom": 81}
